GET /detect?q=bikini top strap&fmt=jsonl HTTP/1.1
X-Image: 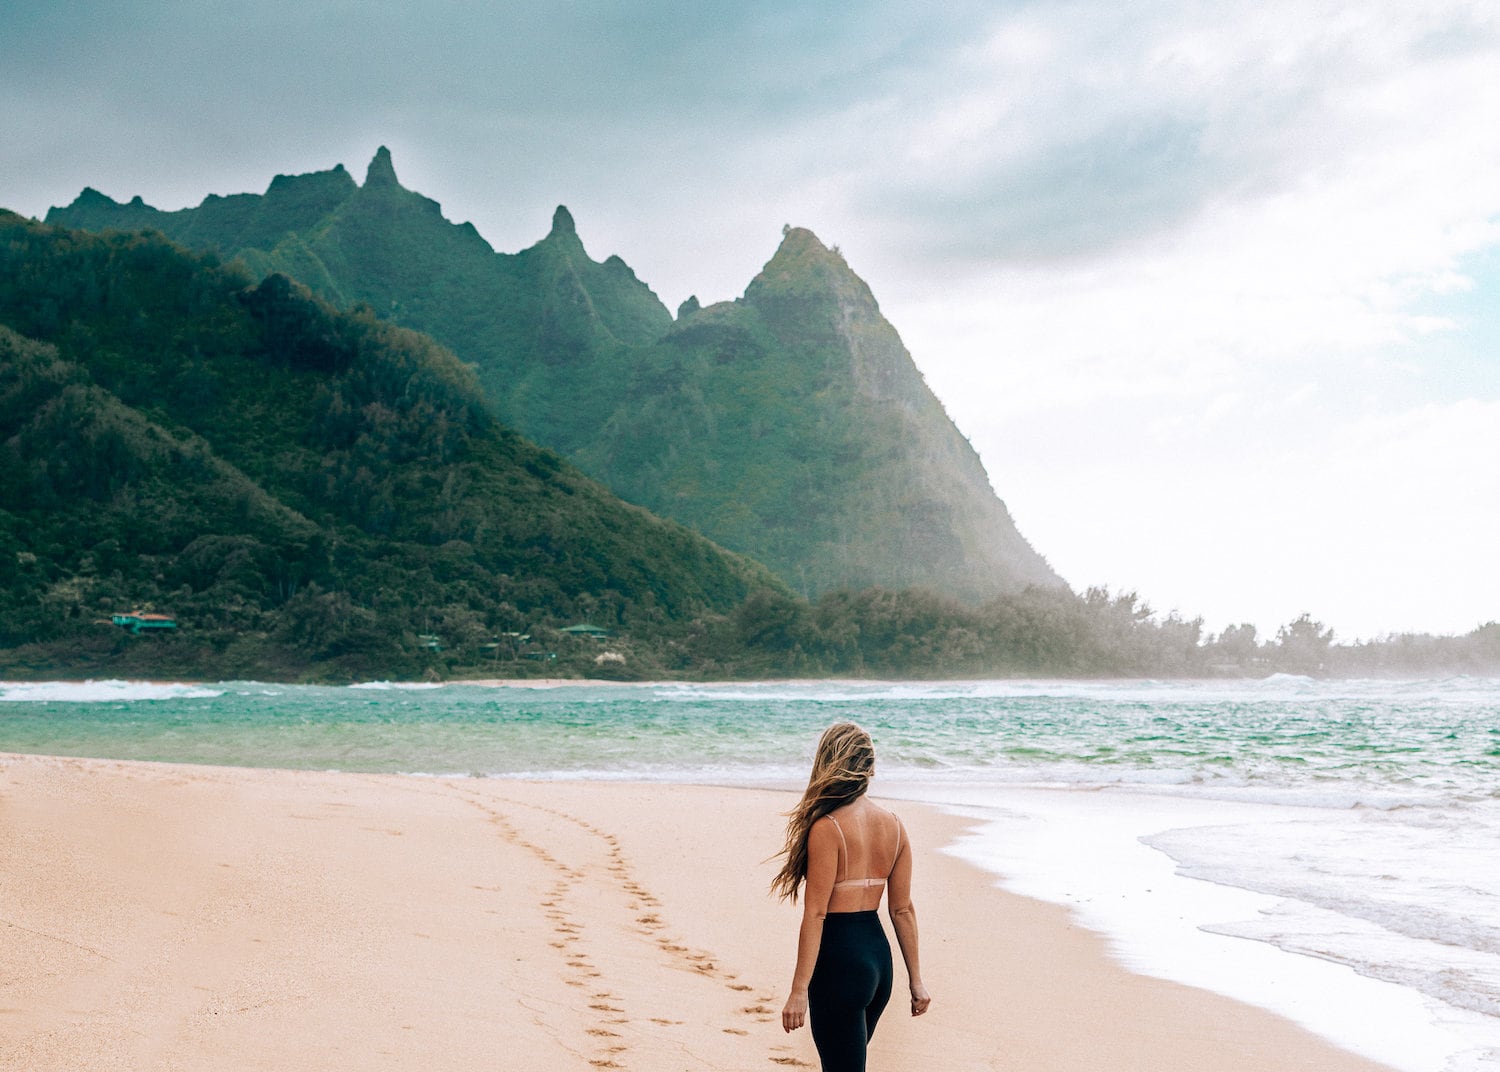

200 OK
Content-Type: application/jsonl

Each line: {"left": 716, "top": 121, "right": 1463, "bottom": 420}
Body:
{"left": 826, "top": 815, "right": 850, "bottom": 882}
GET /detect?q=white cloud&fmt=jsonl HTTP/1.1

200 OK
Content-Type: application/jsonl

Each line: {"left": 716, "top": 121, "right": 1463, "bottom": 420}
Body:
{"left": 4, "top": 0, "right": 1498, "bottom": 637}
{"left": 963, "top": 396, "right": 1500, "bottom": 640}
{"left": 813, "top": 1, "right": 1500, "bottom": 638}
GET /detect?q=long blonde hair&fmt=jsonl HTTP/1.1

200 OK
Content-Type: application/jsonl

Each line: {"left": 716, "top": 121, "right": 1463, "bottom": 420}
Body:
{"left": 770, "top": 722, "right": 875, "bottom": 902}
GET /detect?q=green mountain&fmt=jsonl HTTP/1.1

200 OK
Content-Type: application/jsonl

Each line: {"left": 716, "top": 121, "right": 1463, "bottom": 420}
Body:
{"left": 0, "top": 212, "right": 777, "bottom": 678}
{"left": 48, "top": 149, "right": 1063, "bottom": 601}
{"left": 583, "top": 228, "right": 1061, "bottom": 600}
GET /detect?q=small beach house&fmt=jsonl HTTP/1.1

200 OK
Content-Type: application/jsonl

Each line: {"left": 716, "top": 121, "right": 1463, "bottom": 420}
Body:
{"left": 110, "top": 612, "right": 177, "bottom": 634}
{"left": 560, "top": 623, "right": 610, "bottom": 641}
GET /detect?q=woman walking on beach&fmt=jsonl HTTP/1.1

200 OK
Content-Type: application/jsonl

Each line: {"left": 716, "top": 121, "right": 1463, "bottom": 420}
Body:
{"left": 773, "top": 722, "right": 931, "bottom": 1071}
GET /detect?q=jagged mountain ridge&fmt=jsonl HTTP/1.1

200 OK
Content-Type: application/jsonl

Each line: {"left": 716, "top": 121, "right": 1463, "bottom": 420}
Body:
{"left": 48, "top": 149, "right": 1063, "bottom": 601}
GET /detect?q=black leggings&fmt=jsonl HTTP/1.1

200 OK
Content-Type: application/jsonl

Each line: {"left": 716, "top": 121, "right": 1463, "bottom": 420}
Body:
{"left": 808, "top": 911, "right": 893, "bottom": 1072}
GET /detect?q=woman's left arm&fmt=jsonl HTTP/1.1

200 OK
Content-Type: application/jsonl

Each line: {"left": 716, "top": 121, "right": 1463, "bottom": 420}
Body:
{"left": 781, "top": 818, "right": 838, "bottom": 1033}
{"left": 887, "top": 821, "right": 931, "bottom": 1017}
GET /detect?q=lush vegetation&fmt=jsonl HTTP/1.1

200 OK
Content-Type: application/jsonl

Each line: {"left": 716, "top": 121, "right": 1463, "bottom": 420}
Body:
{"left": 712, "top": 587, "right": 1500, "bottom": 679}
{"left": 47, "top": 152, "right": 1060, "bottom": 602}
{"left": 0, "top": 212, "right": 779, "bottom": 680}
{"left": 576, "top": 228, "right": 1061, "bottom": 601}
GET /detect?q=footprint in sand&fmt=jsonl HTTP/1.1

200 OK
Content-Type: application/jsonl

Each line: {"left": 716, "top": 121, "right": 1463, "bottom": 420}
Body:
{"left": 467, "top": 788, "right": 775, "bottom": 1050}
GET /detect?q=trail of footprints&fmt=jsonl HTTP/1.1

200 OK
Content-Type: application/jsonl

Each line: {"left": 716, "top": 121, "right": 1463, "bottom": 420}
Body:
{"left": 453, "top": 786, "right": 808, "bottom": 1069}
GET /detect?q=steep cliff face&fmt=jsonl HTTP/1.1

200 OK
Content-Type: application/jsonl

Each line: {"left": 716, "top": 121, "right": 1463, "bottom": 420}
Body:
{"left": 803, "top": 234, "right": 1060, "bottom": 597}
{"left": 47, "top": 152, "right": 1063, "bottom": 602}
{"left": 584, "top": 228, "right": 1060, "bottom": 599}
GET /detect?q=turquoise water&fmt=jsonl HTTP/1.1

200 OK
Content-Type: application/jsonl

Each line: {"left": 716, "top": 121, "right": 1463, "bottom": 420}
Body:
{"left": 4, "top": 674, "right": 1499, "bottom": 1070}
{"left": 1, "top": 677, "right": 1494, "bottom": 796}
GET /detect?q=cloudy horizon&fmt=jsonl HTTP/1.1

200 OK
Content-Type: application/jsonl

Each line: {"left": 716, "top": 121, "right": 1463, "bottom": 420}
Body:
{"left": 4, "top": 1, "right": 1497, "bottom": 641}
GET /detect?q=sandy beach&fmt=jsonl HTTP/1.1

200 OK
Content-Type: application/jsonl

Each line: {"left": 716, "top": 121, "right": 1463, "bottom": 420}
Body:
{"left": 0, "top": 753, "right": 1396, "bottom": 1071}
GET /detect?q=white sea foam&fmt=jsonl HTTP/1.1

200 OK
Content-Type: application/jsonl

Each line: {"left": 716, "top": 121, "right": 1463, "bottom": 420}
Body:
{"left": 1148, "top": 803, "right": 1500, "bottom": 1020}
{"left": 656, "top": 675, "right": 1500, "bottom": 707}
{"left": 347, "top": 681, "right": 447, "bottom": 691}
{"left": 881, "top": 778, "right": 1500, "bottom": 1072}
{"left": 0, "top": 679, "right": 225, "bottom": 703}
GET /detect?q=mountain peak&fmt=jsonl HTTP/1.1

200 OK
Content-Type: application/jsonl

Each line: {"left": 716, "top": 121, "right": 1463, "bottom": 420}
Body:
{"left": 266, "top": 163, "right": 358, "bottom": 203}
{"left": 777, "top": 225, "right": 829, "bottom": 255}
{"left": 73, "top": 186, "right": 117, "bottom": 207}
{"left": 747, "top": 224, "right": 874, "bottom": 314}
{"left": 550, "top": 205, "right": 576, "bottom": 237}
{"left": 364, "top": 146, "right": 399, "bottom": 189}
{"left": 762, "top": 225, "right": 852, "bottom": 279}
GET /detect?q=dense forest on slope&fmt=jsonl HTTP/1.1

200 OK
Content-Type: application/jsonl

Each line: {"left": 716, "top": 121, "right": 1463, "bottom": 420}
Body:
{"left": 49, "top": 150, "right": 1061, "bottom": 602}
{"left": 0, "top": 213, "right": 779, "bottom": 679}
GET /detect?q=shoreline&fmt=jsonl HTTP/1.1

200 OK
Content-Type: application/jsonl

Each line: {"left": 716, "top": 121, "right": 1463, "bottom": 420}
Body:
{"left": 1, "top": 752, "right": 1397, "bottom": 1071}
{"left": 0, "top": 672, "right": 1367, "bottom": 691}
{"left": 886, "top": 780, "right": 1477, "bottom": 1072}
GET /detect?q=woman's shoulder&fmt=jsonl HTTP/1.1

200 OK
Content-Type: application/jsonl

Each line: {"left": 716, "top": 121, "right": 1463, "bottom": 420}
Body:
{"left": 809, "top": 813, "right": 843, "bottom": 838}
{"left": 877, "top": 803, "right": 907, "bottom": 842}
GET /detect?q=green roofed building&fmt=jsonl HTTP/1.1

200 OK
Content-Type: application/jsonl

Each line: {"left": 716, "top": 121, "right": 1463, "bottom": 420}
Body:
{"left": 111, "top": 612, "right": 177, "bottom": 634}
{"left": 560, "top": 623, "right": 610, "bottom": 640}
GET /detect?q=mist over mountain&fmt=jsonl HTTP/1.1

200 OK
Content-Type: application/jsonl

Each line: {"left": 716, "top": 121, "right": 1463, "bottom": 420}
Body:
{"left": 50, "top": 149, "right": 1062, "bottom": 602}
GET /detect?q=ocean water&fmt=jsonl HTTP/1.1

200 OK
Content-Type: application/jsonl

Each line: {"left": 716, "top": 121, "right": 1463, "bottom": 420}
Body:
{"left": 2, "top": 675, "right": 1496, "bottom": 1070}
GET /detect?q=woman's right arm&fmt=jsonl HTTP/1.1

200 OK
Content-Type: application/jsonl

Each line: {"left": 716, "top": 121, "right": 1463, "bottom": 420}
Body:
{"left": 782, "top": 818, "right": 838, "bottom": 1033}
{"left": 886, "top": 821, "right": 931, "bottom": 1017}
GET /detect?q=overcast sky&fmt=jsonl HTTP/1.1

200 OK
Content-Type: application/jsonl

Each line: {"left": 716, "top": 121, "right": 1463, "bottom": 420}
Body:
{"left": 4, "top": 1, "right": 1498, "bottom": 640}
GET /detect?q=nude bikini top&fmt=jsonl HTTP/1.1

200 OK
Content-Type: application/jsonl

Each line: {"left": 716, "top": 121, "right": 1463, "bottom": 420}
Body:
{"left": 826, "top": 812, "right": 902, "bottom": 890}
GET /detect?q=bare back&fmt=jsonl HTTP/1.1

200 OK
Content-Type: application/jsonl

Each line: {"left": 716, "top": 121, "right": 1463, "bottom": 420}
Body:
{"left": 821, "top": 800, "right": 906, "bottom": 914}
